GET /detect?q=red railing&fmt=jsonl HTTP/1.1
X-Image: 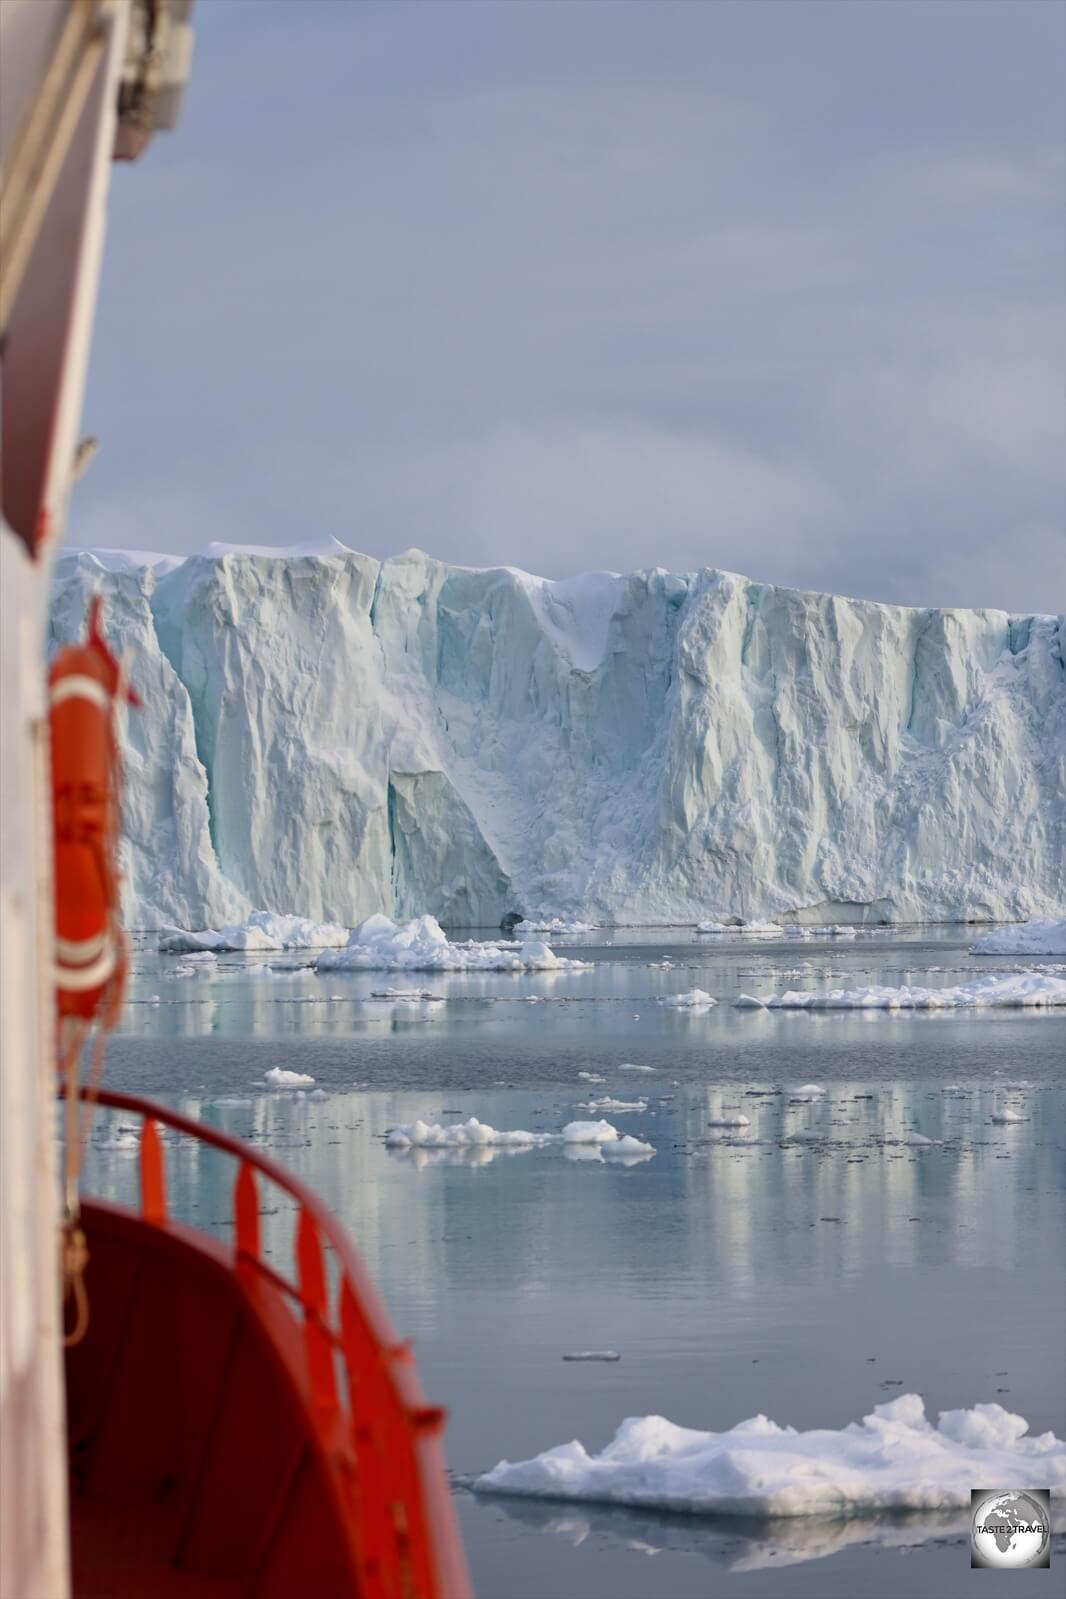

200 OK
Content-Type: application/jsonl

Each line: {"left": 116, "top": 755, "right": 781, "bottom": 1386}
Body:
{"left": 70, "top": 1086, "right": 472, "bottom": 1599}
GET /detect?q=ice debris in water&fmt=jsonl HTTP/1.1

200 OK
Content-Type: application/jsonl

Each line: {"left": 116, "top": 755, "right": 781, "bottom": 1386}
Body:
{"left": 384, "top": 1117, "right": 655, "bottom": 1155}
{"left": 618, "top": 1063, "right": 656, "bottom": 1072}
{"left": 697, "top": 921, "right": 784, "bottom": 935}
{"left": 314, "top": 915, "right": 591, "bottom": 972}
{"left": 708, "top": 1115, "right": 751, "bottom": 1128}
{"left": 901, "top": 1134, "right": 942, "bottom": 1146}
{"left": 579, "top": 1098, "right": 648, "bottom": 1113}
{"left": 970, "top": 919, "right": 1066, "bottom": 957}
{"left": 577, "top": 1071, "right": 607, "bottom": 1084}
{"left": 385, "top": 1118, "right": 540, "bottom": 1148}
{"left": 515, "top": 918, "right": 596, "bottom": 934}
{"left": 742, "top": 973, "right": 1066, "bottom": 1009}
{"left": 160, "top": 911, "right": 349, "bottom": 953}
{"left": 662, "top": 990, "right": 718, "bottom": 1009}
{"left": 991, "top": 1109, "right": 1025, "bottom": 1124}
{"left": 475, "top": 1394, "right": 1065, "bottom": 1516}
{"left": 264, "top": 1067, "right": 315, "bottom": 1088}
{"left": 562, "top": 1351, "right": 621, "bottom": 1362}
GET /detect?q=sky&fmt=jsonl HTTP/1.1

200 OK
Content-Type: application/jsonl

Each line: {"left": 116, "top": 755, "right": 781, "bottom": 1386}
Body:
{"left": 69, "top": 0, "right": 1065, "bottom": 610}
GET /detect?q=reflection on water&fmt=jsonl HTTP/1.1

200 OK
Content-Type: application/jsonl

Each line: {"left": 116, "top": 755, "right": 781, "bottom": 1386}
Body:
{"left": 479, "top": 1491, "right": 976, "bottom": 1572}
{"left": 84, "top": 929, "right": 1066, "bottom": 1596}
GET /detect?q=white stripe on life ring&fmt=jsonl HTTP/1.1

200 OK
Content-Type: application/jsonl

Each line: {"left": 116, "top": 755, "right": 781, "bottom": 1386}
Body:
{"left": 56, "top": 930, "right": 110, "bottom": 964}
{"left": 50, "top": 674, "right": 110, "bottom": 712}
{"left": 55, "top": 944, "right": 116, "bottom": 992}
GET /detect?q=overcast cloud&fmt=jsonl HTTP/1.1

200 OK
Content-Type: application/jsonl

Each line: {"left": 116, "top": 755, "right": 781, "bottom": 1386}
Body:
{"left": 69, "top": 0, "right": 1065, "bottom": 610}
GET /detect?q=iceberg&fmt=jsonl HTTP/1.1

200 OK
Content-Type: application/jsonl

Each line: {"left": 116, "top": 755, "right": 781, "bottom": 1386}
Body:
{"left": 49, "top": 547, "right": 1066, "bottom": 930}
{"left": 970, "top": 919, "right": 1066, "bottom": 956}
{"left": 475, "top": 1394, "right": 1065, "bottom": 1517}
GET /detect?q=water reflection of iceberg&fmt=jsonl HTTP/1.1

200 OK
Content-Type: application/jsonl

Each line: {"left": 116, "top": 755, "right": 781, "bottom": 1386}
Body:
{"left": 484, "top": 1493, "right": 975, "bottom": 1572}
{"left": 386, "top": 1143, "right": 533, "bottom": 1169}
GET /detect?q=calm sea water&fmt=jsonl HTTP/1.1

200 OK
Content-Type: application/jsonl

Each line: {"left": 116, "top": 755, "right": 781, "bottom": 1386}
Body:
{"left": 86, "top": 927, "right": 1066, "bottom": 1598}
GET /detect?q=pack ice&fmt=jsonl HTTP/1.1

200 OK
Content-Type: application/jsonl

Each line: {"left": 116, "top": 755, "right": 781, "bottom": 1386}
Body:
{"left": 49, "top": 546, "right": 1066, "bottom": 930}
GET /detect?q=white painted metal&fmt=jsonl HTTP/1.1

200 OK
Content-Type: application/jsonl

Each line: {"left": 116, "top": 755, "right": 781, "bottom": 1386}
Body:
{"left": 0, "top": 3, "right": 133, "bottom": 1594}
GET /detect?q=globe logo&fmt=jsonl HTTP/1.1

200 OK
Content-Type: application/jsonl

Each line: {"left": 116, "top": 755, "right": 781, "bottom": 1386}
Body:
{"left": 970, "top": 1489, "right": 1051, "bottom": 1569}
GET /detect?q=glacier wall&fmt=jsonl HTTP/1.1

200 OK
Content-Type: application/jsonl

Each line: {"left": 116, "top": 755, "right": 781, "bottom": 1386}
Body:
{"left": 49, "top": 545, "right": 1066, "bottom": 929}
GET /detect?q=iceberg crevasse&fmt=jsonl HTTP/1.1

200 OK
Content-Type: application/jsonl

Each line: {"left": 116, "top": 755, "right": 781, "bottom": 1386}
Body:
{"left": 49, "top": 546, "right": 1066, "bottom": 929}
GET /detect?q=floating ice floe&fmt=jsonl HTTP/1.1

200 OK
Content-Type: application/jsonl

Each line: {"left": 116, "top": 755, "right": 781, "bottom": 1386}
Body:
{"left": 385, "top": 1118, "right": 539, "bottom": 1148}
{"left": 790, "top": 1084, "right": 826, "bottom": 1098}
{"left": 740, "top": 973, "right": 1066, "bottom": 1010}
{"left": 577, "top": 1071, "right": 607, "bottom": 1084}
{"left": 384, "top": 1115, "right": 655, "bottom": 1158}
{"left": 970, "top": 919, "right": 1066, "bottom": 957}
{"left": 618, "top": 1063, "right": 656, "bottom": 1072}
{"left": 697, "top": 921, "right": 784, "bottom": 935}
{"left": 901, "top": 1134, "right": 943, "bottom": 1146}
{"left": 514, "top": 918, "right": 596, "bottom": 935}
{"left": 562, "top": 1351, "right": 621, "bottom": 1362}
{"left": 314, "top": 914, "right": 591, "bottom": 972}
{"left": 662, "top": 990, "right": 718, "bottom": 1009}
{"left": 734, "top": 994, "right": 767, "bottom": 1009}
{"left": 475, "top": 1393, "right": 1066, "bottom": 1516}
{"left": 602, "top": 1136, "right": 655, "bottom": 1158}
{"left": 991, "top": 1109, "right": 1025, "bottom": 1124}
{"left": 578, "top": 1098, "right": 648, "bottom": 1113}
{"left": 264, "top": 1067, "right": 315, "bottom": 1088}
{"left": 160, "top": 911, "right": 349, "bottom": 953}
{"left": 708, "top": 1115, "right": 751, "bottom": 1128}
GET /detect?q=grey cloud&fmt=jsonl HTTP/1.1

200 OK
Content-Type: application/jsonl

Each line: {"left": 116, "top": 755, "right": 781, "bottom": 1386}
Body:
{"left": 68, "top": 0, "right": 1065, "bottom": 610}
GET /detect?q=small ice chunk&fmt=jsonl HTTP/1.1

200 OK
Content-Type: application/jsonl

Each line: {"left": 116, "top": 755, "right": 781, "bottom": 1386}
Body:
{"left": 579, "top": 1098, "right": 648, "bottom": 1113}
{"left": 562, "top": 1351, "right": 621, "bottom": 1362}
{"left": 562, "top": 1120, "right": 624, "bottom": 1145}
{"left": 902, "top": 1134, "right": 942, "bottom": 1146}
{"left": 264, "top": 1067, "right": 315, "bottom": 1088}
{"left": 385, "top": 1117, "right": 540, "bottom": 1148}
{"left": 577, "top": 1071, "right": 607, "bottom": 1083}
{"left": 734, "top": 993, "right": 767, "bottom": 1009}
{"left": 603, "top": 1135, "right": 655, "bottom": 1157}
{"left": 662, "top": 990, "right": 717, "bottom": 1009}
{"left": 991, "top": 1109, "right": 1025, "bottom": 1124}
{"left": 708, "top": 1115, "right": 751, "bottom": 1128}
{"left": 618, "top": 1063, "right": 656, "bottom": 1072}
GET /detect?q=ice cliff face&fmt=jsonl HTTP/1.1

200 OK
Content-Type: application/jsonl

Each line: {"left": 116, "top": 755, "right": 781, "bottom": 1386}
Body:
{"left": 49, "top": 545, "right": 1065, "bottom": 929}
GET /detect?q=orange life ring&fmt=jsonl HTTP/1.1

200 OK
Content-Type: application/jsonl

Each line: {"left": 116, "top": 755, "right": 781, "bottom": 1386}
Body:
{"left": 49, "top": 595, "right": 137, "bottom": 1022}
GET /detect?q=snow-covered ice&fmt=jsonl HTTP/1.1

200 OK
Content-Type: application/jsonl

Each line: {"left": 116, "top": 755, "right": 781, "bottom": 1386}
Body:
{"left": 385, "top": 1118, "right": 540, "bottom": 1148}
{"left": 314, "top": 915, "right": 590, "bottom": 972}
{"left": 697, "top": 921, "right": 784, "bottom": 935}
{"left": 991, "top": 1109, "right": 1026, "bottom": 1124}
{"left": 662, "top": 990, "right": 718, "bottom": 1009}
{"left": 383, "top": 1116, "right": 655, "bottom": 1156}
{"left": 578, "top": 1098, "right": 648, "bottom": 1113}
{"left": 970, "top": 920, "right": 1066, "bottom": 957}
{"left": 602, "top": 1135, "right": 655, "bottom": 1157}
{"left": 618, "top": 1063, "right": 656, "bottom": 1073}
{"left": 577, "top": 1072, "right": 606, "bottom": 1084}
{"left": 745, "top": 973, "right": 1066, "bottom": 1010}
{"left": 264, "top": 1067, "right": 315, "bottom": 1088}
{"left": 515, "top": 918, "right": 596, "bottom": 935}
{"left": 51, "top": 547, "right": 1066, "bottom": 931}
{"left": 562, "top": 1120, "right": 629, "bottom": 1145}
{"left": 475, "top": 1394, "right": 1065, "bottom": 1516}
